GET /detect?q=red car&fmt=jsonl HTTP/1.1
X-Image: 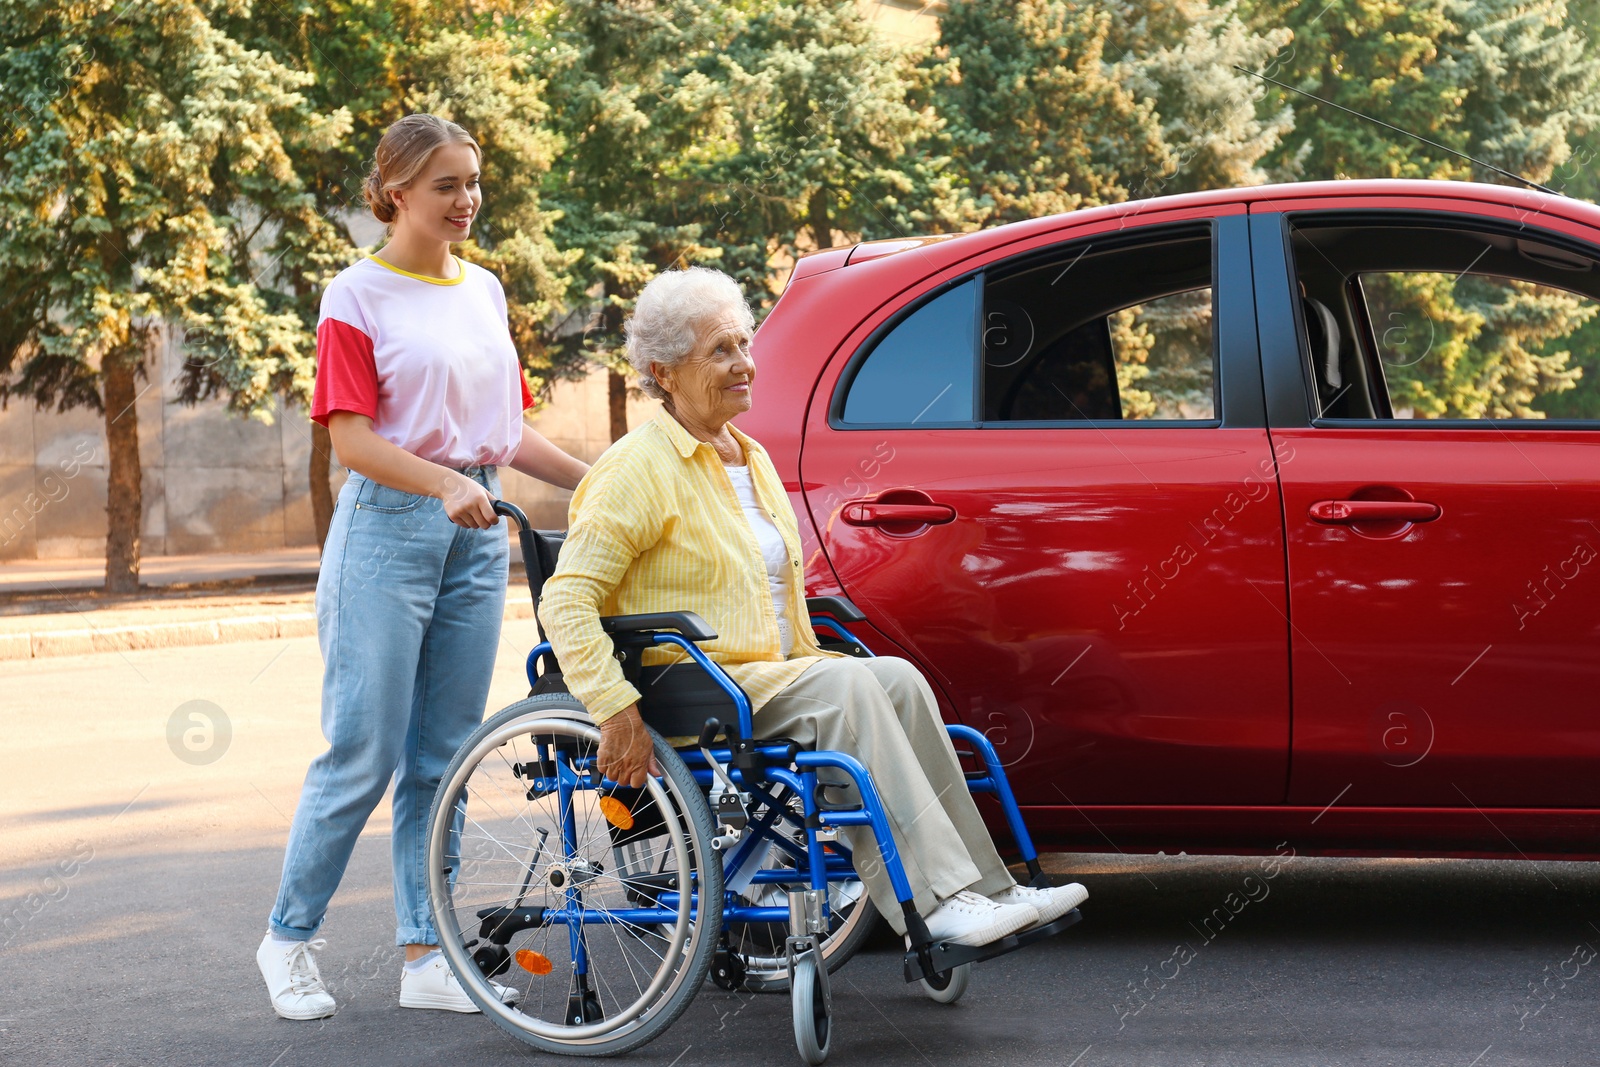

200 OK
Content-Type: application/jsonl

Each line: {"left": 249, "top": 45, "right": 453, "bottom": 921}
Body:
{"left": 744, "top": 179, "right": 1600, "bottom": 859}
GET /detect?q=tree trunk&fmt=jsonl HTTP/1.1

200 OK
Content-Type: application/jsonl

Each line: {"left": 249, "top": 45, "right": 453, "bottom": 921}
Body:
{"left": 809, "top": 186, "right": 833, "bottom": 250}
{"left": 608, "top": 368, "right": 629, "bottom": 443}
{"left": 102, "top": 344, "right": 143, "bottom": 594}
{"left": 309, "top": 419, "right": 334, "bottom": 549}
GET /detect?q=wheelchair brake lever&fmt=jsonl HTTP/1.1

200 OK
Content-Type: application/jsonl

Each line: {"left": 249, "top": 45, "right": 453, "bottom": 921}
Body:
{"left": 698, "top": 718, "right": 750, "bottom": 852}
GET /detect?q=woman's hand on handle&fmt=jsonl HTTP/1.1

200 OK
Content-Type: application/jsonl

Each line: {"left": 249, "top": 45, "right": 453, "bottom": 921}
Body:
{"left": 326, "top": 412, "right": 504, "bottom": 530}
{"left": 441, "top": 472, "right": 498, "bottom": 529}
{"left": 597, "top": 705, "right": 661, "bottom": 789}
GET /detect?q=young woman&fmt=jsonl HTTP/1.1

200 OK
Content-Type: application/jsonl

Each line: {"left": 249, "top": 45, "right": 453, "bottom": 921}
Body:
{"left": 257, "top": 114, "right": 589, "bottom": 1020}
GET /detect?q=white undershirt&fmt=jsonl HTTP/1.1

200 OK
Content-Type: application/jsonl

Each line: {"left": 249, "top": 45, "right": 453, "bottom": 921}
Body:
{"left": 726, "top": 464, "right": 793, "bottom": 656}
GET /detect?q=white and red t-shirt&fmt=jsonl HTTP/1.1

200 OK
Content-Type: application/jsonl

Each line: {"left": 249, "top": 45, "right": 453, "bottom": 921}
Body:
{"left": 312, "top": 254, "right": 534, "bottom": 467}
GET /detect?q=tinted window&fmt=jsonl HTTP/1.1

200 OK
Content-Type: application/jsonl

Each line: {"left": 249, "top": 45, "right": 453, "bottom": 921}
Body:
{"left": 982, "top": 233, "right": 1217, "bottom": 422}
{"left": 841, "top": 279, "right": 977, "bottom": 425}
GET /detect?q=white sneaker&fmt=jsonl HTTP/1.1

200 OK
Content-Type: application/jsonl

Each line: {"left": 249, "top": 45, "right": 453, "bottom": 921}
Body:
{"left": 398, "top": 951, "right": 520, "bottom": 1013}
{"left": 990, "top": 881, "right": 1088, "bottom": 927}
{"left": 257, "top": 934, "right": 336, "bottom": 1021}
{"left": 923, "top": 890, "right": 1040, "bottom": 947}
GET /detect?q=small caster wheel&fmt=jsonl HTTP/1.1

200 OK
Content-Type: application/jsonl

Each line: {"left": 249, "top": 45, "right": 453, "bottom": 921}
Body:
{"left": 471, "top": 943, "right": 512, "bottom": 979}
{"left": 917, "top": 961, "right": 970, "bottom": 1004}
{"left": 791, "top": 952, "right": 831, "bottom": 1065}
{"left": 712, "top": 948, "right": 747, "bottom": 991}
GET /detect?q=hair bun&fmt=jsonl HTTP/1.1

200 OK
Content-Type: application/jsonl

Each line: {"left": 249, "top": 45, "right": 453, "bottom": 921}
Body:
{"left": 363, "top": 164, "right": 396, "bottom": 224}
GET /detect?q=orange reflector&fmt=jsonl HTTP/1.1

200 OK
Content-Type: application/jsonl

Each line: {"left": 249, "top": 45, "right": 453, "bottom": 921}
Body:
{"left": 516, "top": 949, "right": 553, "bottom": 975}
{"left": 599, "top": 795, "right": 635, "bottom": 830}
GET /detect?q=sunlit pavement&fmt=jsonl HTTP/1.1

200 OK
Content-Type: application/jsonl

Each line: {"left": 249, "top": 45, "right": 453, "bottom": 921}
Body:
{"left": 3, "top": 624, "right": 1598, "bottom": 1066}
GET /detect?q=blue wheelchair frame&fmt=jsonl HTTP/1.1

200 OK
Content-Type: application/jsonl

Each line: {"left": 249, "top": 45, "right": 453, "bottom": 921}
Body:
{"left": 520, "top": 615, "right": 1063, "bottom": 984}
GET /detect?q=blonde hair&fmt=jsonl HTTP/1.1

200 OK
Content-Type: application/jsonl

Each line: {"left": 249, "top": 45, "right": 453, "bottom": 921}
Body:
{"left": 362, "top": 114, "right": 481, "bottom": 225}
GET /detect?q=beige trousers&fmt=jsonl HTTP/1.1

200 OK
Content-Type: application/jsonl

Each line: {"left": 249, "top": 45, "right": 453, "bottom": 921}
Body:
{"left": 751, "top": 656, "right": 1015, "bottom": 934}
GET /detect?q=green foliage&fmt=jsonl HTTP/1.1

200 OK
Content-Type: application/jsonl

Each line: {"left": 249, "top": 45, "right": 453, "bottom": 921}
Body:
{"left": 0, "top": 0, "right": 344, "bottom": 417}
{"left": 534, "top": 0, "right": 745, "bottom": 376}
{"left": 1366, "top": 272, "right": 1595, "bottom": 418}
{"left": 933, "top": 0, "right": 1171, "bottom": 222}
{"left": 706, "top": 0, "right": 965, "bottom": 254}
{"left": 931, "top": 0, "right": 1292, "bottom": 224}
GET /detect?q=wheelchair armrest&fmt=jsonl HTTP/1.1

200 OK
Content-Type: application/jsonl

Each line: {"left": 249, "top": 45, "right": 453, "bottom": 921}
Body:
{"left": 805, "top": 595, "right": 867, "bottom": 624}
{"left": 600, "top": 611, "right": 718, "bottom": 643}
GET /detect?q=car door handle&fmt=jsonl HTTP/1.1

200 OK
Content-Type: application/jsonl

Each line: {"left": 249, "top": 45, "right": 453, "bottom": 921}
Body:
{"left": 1309, "top": 500, "right": 1442, "bottom": 524}
{"left": 842, "top": 502, "right": 956, "bottom": 527}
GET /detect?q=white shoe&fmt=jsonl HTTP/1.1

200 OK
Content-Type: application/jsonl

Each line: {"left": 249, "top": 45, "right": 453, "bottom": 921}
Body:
{"left": 257, "top": 934, "right": 336, "bottom": 1021}
{"left": 990, "top": 881, "right": 1088, "bottom": 926}
{"left": 398, "top": 951, "right": 520, "bottom": 1013}
{"left": 923, "top": 890, "right": 1040, "bottom": 948}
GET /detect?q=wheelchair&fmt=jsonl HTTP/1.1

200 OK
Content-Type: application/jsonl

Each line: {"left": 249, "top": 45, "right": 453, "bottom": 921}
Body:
{"left": 423, "top": 502, "right": 1081, "bottom": 1062}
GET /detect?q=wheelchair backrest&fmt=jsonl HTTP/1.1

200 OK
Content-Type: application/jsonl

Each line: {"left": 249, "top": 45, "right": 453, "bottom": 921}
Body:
{"left": 524, "top": 529, "right": 566, "bottom": 603}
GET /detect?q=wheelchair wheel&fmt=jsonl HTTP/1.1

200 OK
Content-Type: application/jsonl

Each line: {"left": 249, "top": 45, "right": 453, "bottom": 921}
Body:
{"left": 916, "top": 961, "right": 970, "bottom": 1004}
{"left": 426, "top": 694, "right": 723, "bottom": 1056}
{"left": 790, "top": 951, "right": 831, "bottom": 1065}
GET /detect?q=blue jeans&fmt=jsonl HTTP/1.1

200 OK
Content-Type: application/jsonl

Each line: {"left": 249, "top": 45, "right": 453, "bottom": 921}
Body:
{"left": 269, "top": 467, "right": 508, "bottom": 946}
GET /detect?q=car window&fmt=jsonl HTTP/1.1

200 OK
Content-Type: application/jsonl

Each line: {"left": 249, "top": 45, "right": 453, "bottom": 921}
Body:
{"left": 981, "top": 232, "right": 1217, "bottom": 422}
{"left": 840, "top": 278, "right": 978, "bottom": 425}
{"left": 1287, "top": 220, "right": 1600, "bottom": 421}
{"left": 1359, "top": 271, "right": 1600, "bottom": 420}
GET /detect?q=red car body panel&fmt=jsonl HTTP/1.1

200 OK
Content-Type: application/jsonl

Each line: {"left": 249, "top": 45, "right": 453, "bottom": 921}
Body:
{"left": 745, "top": 180, "right": 1600, "bottom": 858}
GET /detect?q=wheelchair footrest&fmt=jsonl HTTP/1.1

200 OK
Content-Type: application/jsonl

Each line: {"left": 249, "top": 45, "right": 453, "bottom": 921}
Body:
{"left": 902, "top": 909, "right": 1082, "bottom": 984}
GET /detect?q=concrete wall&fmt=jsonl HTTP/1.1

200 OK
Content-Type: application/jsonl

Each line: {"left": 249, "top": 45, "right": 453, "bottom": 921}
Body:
{"left": 0, "top": 323, "right": 657, "bottom": 560}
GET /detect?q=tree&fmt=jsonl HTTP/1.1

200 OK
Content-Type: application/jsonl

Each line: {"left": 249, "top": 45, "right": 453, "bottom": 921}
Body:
{"left": 705, "top": 0, "right": 965, "bottom": 258}
{"left": 0, "top": 0, "right": 344, "bottom": 590}
{"left": 537, "top": 0, "right": 748, "bottom": 442}
{"left": 930, "top": 0, "right": 1291, "bottom": 224}
{"left": 1108, "top": 0, "right": 1294, "bottom": 196}
{"left": 932, "top": 0, "right": 1172, "bottom": 224}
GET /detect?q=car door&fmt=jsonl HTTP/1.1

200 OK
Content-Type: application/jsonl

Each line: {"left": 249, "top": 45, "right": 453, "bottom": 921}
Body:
{"left": 799, "top": 209, "right": 1293, "bottom": 809}
{"left": 1251, "top": 198, "right": 1600, "bottom": 809}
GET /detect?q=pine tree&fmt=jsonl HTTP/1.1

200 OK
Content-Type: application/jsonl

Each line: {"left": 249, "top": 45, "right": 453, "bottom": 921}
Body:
{"left": 704, "top": 0, "right": 965, "bottom": 258}
{"left": 932, "top": 0, "right": 1172, "bottom": 223}
{"left": 1110, "top": 0, "right": 1294, "bottom": 196}
{"left": 931, "top": 0, "right": 1291, "bottom": 223}
{"left": 0, "top": 0, "right": 345, "bottom": 590}
{"left": 532, "top": 0, "right": 748, "bottom": 441}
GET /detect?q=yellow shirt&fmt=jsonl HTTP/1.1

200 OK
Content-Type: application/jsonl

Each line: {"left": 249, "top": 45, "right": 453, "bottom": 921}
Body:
{"left": 538, "top": 409, "right": 843, "bottom": 725}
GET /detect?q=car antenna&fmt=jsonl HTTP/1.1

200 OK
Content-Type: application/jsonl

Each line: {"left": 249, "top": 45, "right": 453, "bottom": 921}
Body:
{"left": 1233, "top": 65, "right": 1560, "bottom": 197}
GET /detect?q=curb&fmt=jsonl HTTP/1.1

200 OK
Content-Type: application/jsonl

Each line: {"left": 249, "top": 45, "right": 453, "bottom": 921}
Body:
{"left": 0, "top": 601, "right": 535, "bottom": 662}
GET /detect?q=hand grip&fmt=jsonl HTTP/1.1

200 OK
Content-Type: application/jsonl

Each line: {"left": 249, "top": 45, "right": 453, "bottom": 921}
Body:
{"left": 842, "top": 503, "right": 956, "bottom": 527}
{"left": 1309, "top": 499, "right": 1441, "bottom": 524}
{"left": 698, "top": 718, "right": 723, "bottom": 751}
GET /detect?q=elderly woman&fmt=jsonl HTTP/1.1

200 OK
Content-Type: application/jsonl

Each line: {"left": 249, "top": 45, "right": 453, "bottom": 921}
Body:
{"left": 539, "top": 267, "right": 1087, "bottom": 948}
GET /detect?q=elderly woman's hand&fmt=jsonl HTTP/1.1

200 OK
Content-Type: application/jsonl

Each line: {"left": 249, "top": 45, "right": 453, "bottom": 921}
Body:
{"left": 598, "top": 705, "right": 662, "bottom": 789}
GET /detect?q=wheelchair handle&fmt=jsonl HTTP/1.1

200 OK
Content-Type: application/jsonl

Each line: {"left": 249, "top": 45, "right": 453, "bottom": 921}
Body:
{"left": 493, "top": 500, "right": 547, "bottom": 642}
{"left": 493, "top": 499, "right": 531, "bottom": 531}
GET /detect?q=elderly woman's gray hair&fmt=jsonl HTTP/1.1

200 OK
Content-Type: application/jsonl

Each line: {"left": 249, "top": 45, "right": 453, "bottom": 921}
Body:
{"left": 624, "top": 267, "right": 756, "bottom": 401}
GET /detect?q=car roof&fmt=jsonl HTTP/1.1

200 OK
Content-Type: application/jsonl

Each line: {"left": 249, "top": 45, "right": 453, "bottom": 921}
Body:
{"left": 791, "top": 179, "right": 1600, "bottom": 286}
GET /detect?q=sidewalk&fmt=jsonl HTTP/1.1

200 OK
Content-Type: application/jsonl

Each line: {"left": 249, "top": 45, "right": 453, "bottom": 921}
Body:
{"left": 0, "top": 548, "right": 536, "bottom": 661}
{"left": 0, "top": 547, "right": 324, "bottom": 596}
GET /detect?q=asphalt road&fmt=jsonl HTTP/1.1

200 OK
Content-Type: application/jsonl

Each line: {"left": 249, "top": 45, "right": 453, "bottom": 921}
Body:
{"left": 4, "top": 623, "right": 1599, "bottom": 1066}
